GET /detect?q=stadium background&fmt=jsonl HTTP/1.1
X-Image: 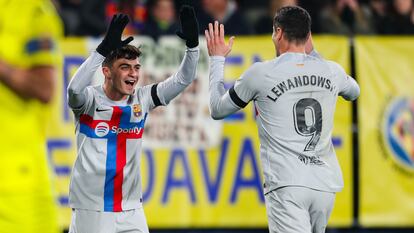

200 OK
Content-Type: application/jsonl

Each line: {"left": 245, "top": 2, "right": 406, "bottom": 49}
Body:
{"left": 44, "top": 35, "right": 414, "bottom": 233}
{"left": 2, "top": 0, "right": 414, "bottom": 232}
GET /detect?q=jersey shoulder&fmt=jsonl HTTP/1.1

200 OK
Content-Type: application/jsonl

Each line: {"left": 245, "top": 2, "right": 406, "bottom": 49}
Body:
{"left": 135, "top": 85, "right": 155, "bottom": 110}
{"left": 246, "top": 59, "right": 279, "bottom": 78}
{"left": 249, "top": 60, "right": 270, "bottom": 73}
{"left": 325, "top": 60, "right": 346, "bottom": 76}
{"left": 90, "top": 85, "right": 102, "bottom": 95}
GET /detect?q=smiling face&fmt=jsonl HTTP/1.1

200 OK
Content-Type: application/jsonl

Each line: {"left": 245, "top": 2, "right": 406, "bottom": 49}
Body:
{"left": 103, "top": 57, "right": 141, "bottom": 100}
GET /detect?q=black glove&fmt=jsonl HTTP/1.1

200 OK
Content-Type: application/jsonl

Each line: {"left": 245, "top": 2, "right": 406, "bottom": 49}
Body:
{"left": 176, "top": 5, "right": 199, "bottom": 48}
{"left": 96, "top": 14, "right": 134, "bottom": 56}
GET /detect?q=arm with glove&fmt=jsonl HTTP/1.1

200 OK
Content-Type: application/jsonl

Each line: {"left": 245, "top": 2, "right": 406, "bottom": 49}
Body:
{"left": 149, "top": 5, "right": 200, "bottom": 106}
{"left": 67, "top": 14, "right": 133, "bottom": 110}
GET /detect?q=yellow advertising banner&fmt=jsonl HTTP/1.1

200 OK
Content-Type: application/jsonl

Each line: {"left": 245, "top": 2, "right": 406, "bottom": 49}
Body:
{"left": 356, "top": 37, "right": 414, "bottom": 226}
{"left": 48, "top": 35, "right": 353, "bottom": 229}
{"left": 46, "top": 37, "right": 89, "bottom": 229}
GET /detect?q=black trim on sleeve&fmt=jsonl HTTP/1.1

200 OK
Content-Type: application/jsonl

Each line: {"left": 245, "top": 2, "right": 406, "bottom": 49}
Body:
{"left": 151, "top": 84, "right": 162, "bottom": 106}
{"left": 229, "top": 86, "right": 248, "bottom": 108}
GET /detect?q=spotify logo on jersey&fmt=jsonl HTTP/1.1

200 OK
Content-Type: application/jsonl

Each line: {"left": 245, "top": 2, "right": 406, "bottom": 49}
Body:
{"left": 95, "top": 122, "right": 110, "bottom": 137}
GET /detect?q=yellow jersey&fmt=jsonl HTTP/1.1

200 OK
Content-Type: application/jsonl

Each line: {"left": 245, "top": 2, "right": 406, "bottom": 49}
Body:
{"left": 0, "top": 0, "right": 63, "bottom": 194}
{"left": 0, "top": 0, "right": 62, "bottom": 232}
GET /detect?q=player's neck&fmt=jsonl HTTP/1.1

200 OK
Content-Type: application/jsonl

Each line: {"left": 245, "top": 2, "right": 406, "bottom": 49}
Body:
{"left": 281, "top": 42, "right": 306, "bottom": 55}
{"left": 103, "top": 84, "right": 128, "bottom": 101}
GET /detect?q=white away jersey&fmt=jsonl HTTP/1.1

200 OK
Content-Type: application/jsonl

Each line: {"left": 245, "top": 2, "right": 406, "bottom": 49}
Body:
{"left": 68, "top": 48, "right": 198, "bottom": 212}
{"left": 223, "top": 52, "right": 359, "bottom": 194}
{"left": 69, "top": 85, "right": 155, "bottom": 212}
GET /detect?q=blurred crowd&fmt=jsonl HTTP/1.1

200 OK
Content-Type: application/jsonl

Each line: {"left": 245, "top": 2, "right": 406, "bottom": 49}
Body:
{"left": 53, "top": 0, "right": 414, "bottom": 39}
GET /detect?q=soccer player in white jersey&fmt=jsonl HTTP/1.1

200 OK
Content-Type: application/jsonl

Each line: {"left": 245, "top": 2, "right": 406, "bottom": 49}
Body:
{"left": 67, "top": 5, "right": 199, "bottom": 233}
{"left": 205, "top": 6, "right": 360, "bottom": 233}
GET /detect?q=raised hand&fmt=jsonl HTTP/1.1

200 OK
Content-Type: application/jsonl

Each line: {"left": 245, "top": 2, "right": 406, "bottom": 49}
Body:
{"left": 96, "top": 14, "right": 134, "bottom": 56}
{"left": 176, "top": 5, "right": 199, "bottom": 48}
{"left": 205, "top": 21, "right": 235, "bottom": 57}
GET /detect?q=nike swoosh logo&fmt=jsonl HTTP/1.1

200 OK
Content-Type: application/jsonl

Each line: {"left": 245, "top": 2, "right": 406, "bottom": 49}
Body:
{"left": 96, "top": 108, "right": 110, "bottom": 112}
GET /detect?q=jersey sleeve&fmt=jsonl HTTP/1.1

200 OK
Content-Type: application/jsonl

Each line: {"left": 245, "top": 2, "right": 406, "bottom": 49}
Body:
{"left": 208, "top": 57, "right": 261, "bottom": 120}
{"left": 230, "top": 62, "right": 262, "bottom": 107}
{"left": 137, "top": 83, "right": 160, "bottom": 111}
{"left": 152, "top": 47, "right": 199, "bottom": 108}
{"left": 27, "top": 1, "right": 63, "bottom": 67}
{"left": 70, "top": 87, "right": 94, "bottom": 116}
{"left": 339, "top": 75, "right": 360, "bottom": 101}
{"left": 208, "top": 56, "right": 239, "bottom": 119}
{"left": 67, "top": 52, "right": 104, "bottom": 114}
{"left": 137, "top": 47, "right": 199, "bottom": 112}
{"left": 330, "top": 61, "right": 360, "bottom": 101}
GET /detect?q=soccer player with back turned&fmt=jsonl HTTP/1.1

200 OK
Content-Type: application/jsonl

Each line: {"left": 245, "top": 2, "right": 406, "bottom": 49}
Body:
{"left": 205, "top": 6, "right": 360, "bottom": 233}
{"left": 67, "top": 5, "right": 199, "bottom": 233}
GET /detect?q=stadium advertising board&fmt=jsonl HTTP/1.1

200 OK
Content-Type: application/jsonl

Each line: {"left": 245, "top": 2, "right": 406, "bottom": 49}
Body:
{"left": 356, "top": 37, "right": 414, "bottom": 226}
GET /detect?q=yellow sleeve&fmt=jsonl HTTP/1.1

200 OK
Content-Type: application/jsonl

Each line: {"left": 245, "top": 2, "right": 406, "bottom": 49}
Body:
{"left": 25, "top": 0, "right": 63, "bottom": 66}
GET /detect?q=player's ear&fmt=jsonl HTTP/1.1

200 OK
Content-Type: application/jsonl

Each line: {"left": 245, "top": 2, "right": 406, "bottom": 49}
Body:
{"left": 102, "top": 66, "right": 111, "bottom": 79}
{"left": 272, "top": 26, "right": 277, "bottom": 43}
{"left": 275, "top": 27, "right": 283, "bottom": 41}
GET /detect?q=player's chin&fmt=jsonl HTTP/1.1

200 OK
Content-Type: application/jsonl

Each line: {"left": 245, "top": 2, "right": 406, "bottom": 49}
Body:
{"left": 126, "top": 89, "right": 135, "bottom": 95}
{"left": 122, "top": 84, "right": 136, "bottom": 94}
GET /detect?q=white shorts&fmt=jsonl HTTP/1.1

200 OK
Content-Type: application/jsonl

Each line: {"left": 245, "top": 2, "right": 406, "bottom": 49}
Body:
{"left": 265, "top": 186, "right": 335, "bottom": 233}
{"left": 69, "top": 208, "right": 149, "bottom": 233}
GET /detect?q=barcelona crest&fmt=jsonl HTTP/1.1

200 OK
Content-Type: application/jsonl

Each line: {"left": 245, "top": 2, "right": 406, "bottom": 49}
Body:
{"left": 133, "top": 104, "right": 142, "bottom": 117}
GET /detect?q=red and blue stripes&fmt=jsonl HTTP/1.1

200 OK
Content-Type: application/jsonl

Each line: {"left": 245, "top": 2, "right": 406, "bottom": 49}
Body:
{"left": 79, "top": 106, "right": 147, "bottom": 212}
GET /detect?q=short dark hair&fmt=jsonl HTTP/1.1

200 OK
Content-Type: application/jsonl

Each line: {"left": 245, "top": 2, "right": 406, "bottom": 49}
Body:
{"left": 273, "top": 6, "right": 311, "bottom": 44}
{"left": 103, "top": 45, "right": 142, "bottom": 67}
